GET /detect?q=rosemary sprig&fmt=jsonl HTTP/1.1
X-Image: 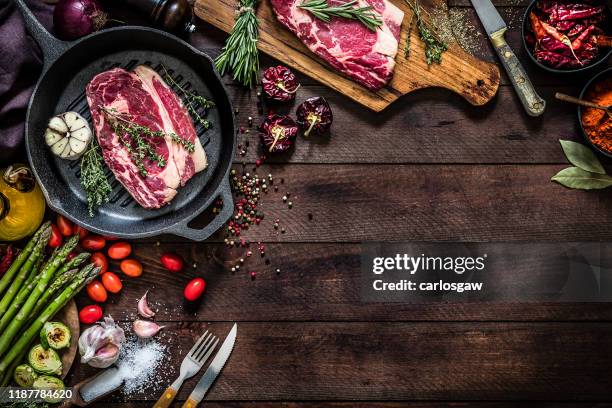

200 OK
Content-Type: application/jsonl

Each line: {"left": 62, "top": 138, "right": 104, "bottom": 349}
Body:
{"left": 80, "top": 141, "right": 111, "bottom": 217}
{"left": 101, "top": 107, "right": 195, "bottom": 177}
{"left": 162, "top": 67, "right": 215, "bottom": 130}
{"left": 404, "top": 0, "right": 447, "bottom": 64}
{"left": 298, "top": 0, "right": 383, "bottom": 32}
{"left": 215, "top": 0, "right": 260, "bottom": 87}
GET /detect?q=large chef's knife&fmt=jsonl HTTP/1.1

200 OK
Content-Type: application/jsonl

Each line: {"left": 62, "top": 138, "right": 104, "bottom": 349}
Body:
{"left": 470, "top": 0, "right": 546, "bottom": 116}
{"left": 182, "top": 324, "right": 237, "bottom": 408}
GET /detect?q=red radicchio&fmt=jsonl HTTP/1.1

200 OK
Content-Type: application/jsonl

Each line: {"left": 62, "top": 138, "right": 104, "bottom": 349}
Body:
{"left": 258, "top": 114, "right": 298, "bottom": 153}
{"left": 261, "top": 66, "right": 301, "bottom": 102}
{"left": 296, "top": 97, "right": 333, "bottom": 137}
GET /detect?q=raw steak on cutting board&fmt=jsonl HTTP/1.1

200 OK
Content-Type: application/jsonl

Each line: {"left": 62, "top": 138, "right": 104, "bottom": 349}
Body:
{"left": 86, "top": 65, "right": 207, "bottom": 209}
{"left": 270, "top": 0, "right": 404, "bottom": 90}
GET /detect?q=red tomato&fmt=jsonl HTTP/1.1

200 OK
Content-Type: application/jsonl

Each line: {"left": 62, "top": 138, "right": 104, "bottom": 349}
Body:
{"left": 66, "top": 251, "right": 77, "bottom": 261}
{"left": 101, "top": 272, "right": 122, "bottom": 293}
{"left": 56, "top": 215, "right": 73, "bottom": 237}
{"left": 90, "top": 252, "right": 108, "bottom": 274}
{"left": 184, "top": 277, "right": 206, "bottom": 301}
{"left": 161, "top": 252, "right": 184, "bottom": 272}
{"left": 120, "top": 259, "right": 143, "bottom": 277}
{"left": 73, "top": 225, "right": 89, "bottom": 239}
{"left": 48, "top": 224, "right": 63, "bottom": 248}
{"left": 86, "top": 280, "right": 108, "bottom": 302}
{"left": 79, "top": 305, "right": 103, "bottom": 324}
{"left": 107, "top": 242, "right": 132, "bottom": 260}
{"left": 81, "top": 235, "right": 106, "bottom": 251}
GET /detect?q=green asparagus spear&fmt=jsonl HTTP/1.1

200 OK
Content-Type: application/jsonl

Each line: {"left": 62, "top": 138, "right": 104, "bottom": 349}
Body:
{"left": 0, "top": 348, "right": 26, "bottom": 387}
{"left": 28, "top": 268, "right": 79, "bottom": 323}
{"left": 0, "top": 264, "right": 99, "bottom": 377}
{"left": 0, "top": 265, "right": 44, "bottom": 333}
{"left": 0, "top": 227, "right": 51, "bottom": 320}
{"left": 0, "top": 235, "right": 79, "bottom": 358}
{"left": 0, "top": 222, "right": 50, "bottom": 297}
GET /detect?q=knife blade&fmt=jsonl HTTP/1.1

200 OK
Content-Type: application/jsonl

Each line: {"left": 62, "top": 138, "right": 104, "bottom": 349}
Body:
{"left": 470, "top": 0, "right": 546, "bottom": 116}
{"left": 182, "top": 324, "right": 237, "bottom": 408}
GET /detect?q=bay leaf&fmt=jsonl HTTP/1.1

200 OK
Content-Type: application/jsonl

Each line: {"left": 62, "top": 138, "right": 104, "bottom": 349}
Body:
{"left": 560, "top": 140, "right": 605, "bottom": 174}
{"left": 551, "top": 166, "right": 612, "bottom": 190}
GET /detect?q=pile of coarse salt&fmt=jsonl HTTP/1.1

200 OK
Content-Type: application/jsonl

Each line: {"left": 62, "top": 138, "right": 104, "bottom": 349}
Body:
{"left": 80, "top": 337, "right": 168, "bottom": 402}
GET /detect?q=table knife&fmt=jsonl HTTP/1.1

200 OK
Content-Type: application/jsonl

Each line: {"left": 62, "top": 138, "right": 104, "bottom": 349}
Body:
{"left": 182, "top": 324, "right": 237, "bottom": 408}
{"left": 470, "top": 0, "right": 546, "bottom": 116}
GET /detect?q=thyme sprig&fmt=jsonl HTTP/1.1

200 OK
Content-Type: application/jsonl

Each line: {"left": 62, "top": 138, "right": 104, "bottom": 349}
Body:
{"left": 101, "top": 107, "right": 195, "bottom": 177}
{"left": 215, "top": 0, "right": 260, "bottom": 87}
{"left": 404, "top": 0, "right": 447, "bottom": 64}
{"left": 162, "top": 67, "right": 215, "bottom": 130}
{"left": 80, "top": 141, "right": 112, "bottom": 217}
{"left": 298, "top": 0, "right": 383, "bottom": 32}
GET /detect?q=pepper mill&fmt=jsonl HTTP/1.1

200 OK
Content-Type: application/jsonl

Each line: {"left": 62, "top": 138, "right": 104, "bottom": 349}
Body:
{"left": 126, "top": 0, "right": 196, "bottom": 34}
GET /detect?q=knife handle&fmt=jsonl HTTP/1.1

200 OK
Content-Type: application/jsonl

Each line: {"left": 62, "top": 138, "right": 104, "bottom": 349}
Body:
{"left": 491, "top": 29, "right": 546, "bottom": 117}
{"left": 153, "top": 387, "right": 178, "bottom": 408}
{"left": 182, "top": 397, "right": 200, "bottom": 408}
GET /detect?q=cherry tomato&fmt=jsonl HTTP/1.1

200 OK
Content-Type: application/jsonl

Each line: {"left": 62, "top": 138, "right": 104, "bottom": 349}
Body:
{"left": 48, "top": 224, "right": 63, "bottom": 248}
{"left": 56, "top": 215, "right": 73, "bottom": 237}
{"left": 81, "top": 235, "right": 106, "bottom": 251}
{"left": 73, "top": 225, "right": 89, "bottom": 239}
{"left": 90, "top": 252, "right": 108, "bottom": 274}
{"left": 184, "top": 277, "right": 206, "bottom": 301}
{"left": 120, "top": 259, "right": 143, "bottom": 277}
{"left": 107, "top": 242, "right": 132, "bottom": 260}
{"left": 86, "top": 280, "right": 108, "bottom": 302}
{"left": 79, "top": 305, "right": 103, "bottom": 324}
{"left": 101, "top": 272, "right": 123, "bottom": 293}
{"left": 161, "top": 252, "right": 184, "bottom": 272}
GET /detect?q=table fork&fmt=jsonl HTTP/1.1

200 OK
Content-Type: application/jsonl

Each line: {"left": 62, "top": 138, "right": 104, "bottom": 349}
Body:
{"left": 153, "top": 330, "right": 219, "bottom": 408}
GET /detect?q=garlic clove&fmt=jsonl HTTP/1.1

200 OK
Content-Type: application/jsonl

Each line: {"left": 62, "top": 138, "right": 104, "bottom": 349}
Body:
{"left": 133, "top": 320, "right": 164, "bottom": 338}
{"left": 45, "top": 129, "right": 63, "bottom": 146}
{"left": 137, "top": 291, "right": 155, "bottom": 318}
{"left": 48, "top": 116, "right": 68, "bottom": 133}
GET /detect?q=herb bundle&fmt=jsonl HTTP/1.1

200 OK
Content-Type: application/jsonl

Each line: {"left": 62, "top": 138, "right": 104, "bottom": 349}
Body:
{"left": 80, "top": 141, "right": 112, "bottom": 217}
{"left": 404, "top": 0, "right": 447, "bottom": 64}
{"left": 101, "top": 107, "right": 195, "bottom": 177}
{"left": 552, "top": 140, "right": 612, "bottom": 189}
{"left": 298, "top": 0, "right": 383, "bottom": 32}
{"left": 215, "top": 0, "right": 260, "bottom": 87}
{"left": 163, "top": 67, "right": 215, "bottom": 129}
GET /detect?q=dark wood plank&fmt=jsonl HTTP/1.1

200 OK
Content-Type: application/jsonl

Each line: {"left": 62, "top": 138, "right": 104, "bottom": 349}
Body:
{"left": 68, "top": 322, "right": 612, "bottom": 401}
{"left": 228, "top": 85, "right": 580, "bottom": 164}
{"left": 150, "top": 164, "right": 612, "bottom": 242}
{"left": 77, "top": 242, "right": 612, "bottom": 322}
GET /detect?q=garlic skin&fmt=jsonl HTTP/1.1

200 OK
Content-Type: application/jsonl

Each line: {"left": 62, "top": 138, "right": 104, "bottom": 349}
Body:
{"left": 45, "top": 111, "right": 92, "bottom": 160}
{"left": 79, "top": 316, "right": 125, "bottom": 368}
{"left": 137, "top": 291, "right": 155, "bottom": 318}
{"left": 133, "top": 320, "right": 164, "bottom": 338}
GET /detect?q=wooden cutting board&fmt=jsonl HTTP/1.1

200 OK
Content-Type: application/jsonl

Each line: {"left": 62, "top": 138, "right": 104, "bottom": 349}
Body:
{"left": 194, "top": 0, "right": 500, "bottom": 111}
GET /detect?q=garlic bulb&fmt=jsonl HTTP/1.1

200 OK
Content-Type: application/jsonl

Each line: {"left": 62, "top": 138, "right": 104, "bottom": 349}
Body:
{"left": 79, "top": 316, "right": 125, "bottom": 368}
{"left": 45, "top": 111, "right": 92, "bottom": 160}
{"left": 133, "top": 320, "right": 164, "bottom": 338}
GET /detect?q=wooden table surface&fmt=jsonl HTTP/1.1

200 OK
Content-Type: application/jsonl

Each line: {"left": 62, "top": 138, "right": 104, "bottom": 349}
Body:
{"left": 67, "top": 0, "right": 612, "bottom": 406}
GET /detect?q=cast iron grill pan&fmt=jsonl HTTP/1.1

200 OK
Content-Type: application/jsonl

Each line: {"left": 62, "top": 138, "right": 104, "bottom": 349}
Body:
{"left": 15, "top": 0, "right": 236, "bottom": 241}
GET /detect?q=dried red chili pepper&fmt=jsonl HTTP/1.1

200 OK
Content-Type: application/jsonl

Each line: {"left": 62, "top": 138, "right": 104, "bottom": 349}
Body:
{"left": 0, "top": 245, "right": 14, "bottom": 276}
{"left": 594, "top": 34, "right": 612, "bottom": 47}
{"left": 571, "top": 24, "right": 596, "bottom": 49}
{"left": 258, "top": 114, "right": 298, "bottom": 153}
{"left": 296, "top": 97, "right": 333, "bottom": 137}
{"left": 550, "top": 4, "right": 604, "bottom": 22}
{"left": 261, "top": 66, "right": 301, "bottom": 102}
{"left": 530, "top": 12, "right": 548, "bottom": 42}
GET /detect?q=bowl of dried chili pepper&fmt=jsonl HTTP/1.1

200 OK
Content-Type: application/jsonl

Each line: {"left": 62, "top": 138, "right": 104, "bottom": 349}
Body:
{"left": 522, "top": 0, "right": 612, "bottom": 73}
{"left": 579, "top": 67, "right": 612, "bottom": 156}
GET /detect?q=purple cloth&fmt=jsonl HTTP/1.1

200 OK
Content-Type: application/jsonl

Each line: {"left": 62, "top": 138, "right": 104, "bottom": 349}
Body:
{"left": 0, "top": 0, "right": 53, "bottom": 165}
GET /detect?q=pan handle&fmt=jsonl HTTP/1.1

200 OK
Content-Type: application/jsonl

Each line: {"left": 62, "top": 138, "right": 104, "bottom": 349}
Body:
{"left": 166, "top": 179, "right": 234, "bottom": 241}
{"left": 13, "top": 0, "right": 71, "bottom": 70}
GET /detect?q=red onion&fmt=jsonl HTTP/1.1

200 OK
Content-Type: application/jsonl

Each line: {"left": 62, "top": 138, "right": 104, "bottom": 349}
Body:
{"left": 53, "top": 0, "right": 107, "bottom": 40}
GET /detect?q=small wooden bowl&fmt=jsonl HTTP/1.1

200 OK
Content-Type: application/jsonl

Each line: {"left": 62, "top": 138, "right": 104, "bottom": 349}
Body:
{"left": 577, "top": 67, "right": 612, "bottom": 157}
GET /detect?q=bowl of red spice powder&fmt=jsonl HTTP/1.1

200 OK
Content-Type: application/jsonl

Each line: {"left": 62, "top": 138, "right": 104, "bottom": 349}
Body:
{"left": 579, "top": 67, "right": 612, "bottom": 156}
